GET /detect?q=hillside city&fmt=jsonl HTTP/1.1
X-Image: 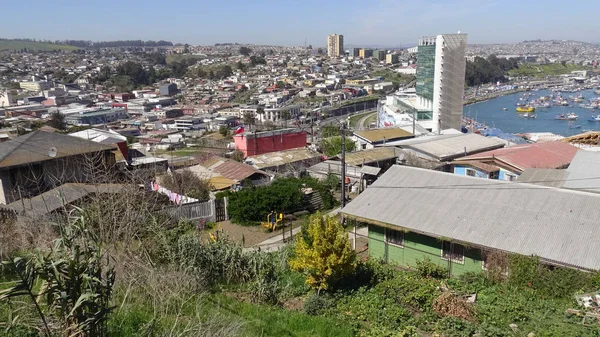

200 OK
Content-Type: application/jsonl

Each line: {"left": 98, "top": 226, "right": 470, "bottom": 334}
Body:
{"left": 1, "top": 31, "right": 600, "bottom": 337}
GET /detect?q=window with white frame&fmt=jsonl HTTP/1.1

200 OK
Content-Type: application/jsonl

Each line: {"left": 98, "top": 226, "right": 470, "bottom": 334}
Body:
{"left": 385, "top": 228, "right": 404, "bottom": 247}
{"left": 441, "top": 241, "right": 465, "bottom": 264}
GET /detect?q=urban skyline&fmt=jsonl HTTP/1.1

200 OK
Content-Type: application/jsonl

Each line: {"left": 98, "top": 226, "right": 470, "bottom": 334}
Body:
{"left": 1, "top": 0, "right": 599, "bottom": 46}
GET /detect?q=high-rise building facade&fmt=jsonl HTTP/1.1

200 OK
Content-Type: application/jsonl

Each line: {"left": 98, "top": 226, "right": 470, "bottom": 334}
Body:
{"left": 352, "top": 48, "right": 361, "bottom": 57}
{"left": 415, "top": 34, "right": 467, "bottom": 131}
{"left": 359, "top": 48, "right": 373, "bottom": 59}
{"left": 373, "top": 50, "right": 386, "bottom": 61}
{"left": 327, "top": 34, "right": 344, "bottom": 57}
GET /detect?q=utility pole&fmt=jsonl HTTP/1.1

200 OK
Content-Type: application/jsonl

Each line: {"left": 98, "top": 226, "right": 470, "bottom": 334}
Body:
{"left": 340, "top": 121, "right": 346, "bottom": 209}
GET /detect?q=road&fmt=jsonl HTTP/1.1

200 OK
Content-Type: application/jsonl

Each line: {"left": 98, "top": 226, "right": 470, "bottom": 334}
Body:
{"left": 355, "top": 112, "right": 377, "bottom": 130}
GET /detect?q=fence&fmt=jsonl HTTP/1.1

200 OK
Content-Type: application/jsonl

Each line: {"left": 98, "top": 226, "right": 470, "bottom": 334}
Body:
{"left": 162, "top": 197, "right": 228, "bottom": 223}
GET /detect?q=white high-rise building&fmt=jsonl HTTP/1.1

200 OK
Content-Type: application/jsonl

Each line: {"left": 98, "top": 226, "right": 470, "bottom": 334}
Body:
{"left": 327, "top": 34, "right": 344, "bottom": 57}
{"left": 415, "top": 34, "right": 468, "bottom": 132}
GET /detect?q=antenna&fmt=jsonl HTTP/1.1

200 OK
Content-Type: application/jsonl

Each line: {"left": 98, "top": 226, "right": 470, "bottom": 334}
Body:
{"left": 48, "top": 147, "right": 57, "bottom": 158}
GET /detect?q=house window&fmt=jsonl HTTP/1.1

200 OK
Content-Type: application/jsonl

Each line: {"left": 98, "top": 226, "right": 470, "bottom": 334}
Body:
{"left": 441, "top": 241, "right": 464, "bottom": 264}
{"left": 504, "top": 173, "right": 517, "bottom": 181}
{"left": 466, "top": 168, "right": 476, "bottom": 177}
{"left": 385, "top": 228, "right": 404, "bottom": 247}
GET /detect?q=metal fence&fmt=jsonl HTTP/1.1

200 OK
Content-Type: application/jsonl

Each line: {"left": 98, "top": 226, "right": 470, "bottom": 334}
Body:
{"left": 162, "top": 199, "right": 222, "bottom": 222}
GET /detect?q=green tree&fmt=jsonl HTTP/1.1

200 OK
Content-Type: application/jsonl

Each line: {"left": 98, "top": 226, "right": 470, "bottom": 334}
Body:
{"left": 239, "top": 46, "right": 252, "bottom": 56}
{"left": 219, "top": 125, "right": 229, "bottom": 137}
{"left": 320, "top": 136, "right": 356, "bottom": 156}
{"left": 317, "top": 48, "right": 324, "bottom": 55}
{"left": 47, "top": 111, "right": 67, "bottom": 130}
{"left": 256, "top": 106, "right": 265, "bottom": 125}
{"left": 231, "top": 149, "right": 245, "bottom": 162}
{"left": 289, "top": 212, "right": 356, "bottom": 291}
{"left": 159, "top": 170, "right": 212, "bottom": 201}
{"left": 242, "top": 112, "right": 256, "bottom": 130}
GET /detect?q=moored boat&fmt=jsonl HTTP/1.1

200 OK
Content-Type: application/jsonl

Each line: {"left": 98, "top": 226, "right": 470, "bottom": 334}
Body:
{"left": 516, "top": 106, "right": 535, "bottom": 113}
{"left": 588, "top": 114, "right": 600, "bottom": 122}
{"left": 555, "top": 112, "right": 578, "bottom": 120}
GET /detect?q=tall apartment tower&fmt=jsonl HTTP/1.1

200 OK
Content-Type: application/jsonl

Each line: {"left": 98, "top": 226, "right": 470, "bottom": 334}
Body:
{"left": 415, "top": 34, "right": 468, "bottom": 132}
{"left": 327, "top": 34, "right": 344, "bottom": 57}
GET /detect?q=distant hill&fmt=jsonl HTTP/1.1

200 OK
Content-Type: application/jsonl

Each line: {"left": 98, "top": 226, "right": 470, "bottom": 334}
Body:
{"left": 0, "top": 39, "right": 80, "bottom": 52}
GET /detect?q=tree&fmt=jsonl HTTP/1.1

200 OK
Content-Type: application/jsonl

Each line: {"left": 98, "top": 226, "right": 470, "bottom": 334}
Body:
{"left": 219, "top": 125, "right": 229, "bottom": 137}
{"left": 289, "top": 212, "right": 356, "bottom": 291}
{"left": 249, "top": 56, "right": 266, "bottom": 67}
{"left": 47, "top": 112, "right": 67, "bottom": 131}
{"left": 239, "top": 46, "right": 252, "bottom": 56}
{"left": 320, "top": 136, "right": 356, "bottom": 156}
{"left": 243, "top": 112, "right": 256, "bottom": 130}
{"left": 159, "top": 170, "right": 212, "bottom": 201}
{"left": 183, "top": 44, "right": 190, "bottom": 54}
{"left": 317, "top": 48, "right": 324, "bottom": 55}
{"left": 231, "top": 149, "right": 245, "bottom": 162}
{"left": 256, "top": 106, "right": 265, "bottom": 124}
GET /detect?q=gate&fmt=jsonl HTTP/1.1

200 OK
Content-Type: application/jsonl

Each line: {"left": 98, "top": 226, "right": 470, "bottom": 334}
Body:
{"left": 215, "top": 198, "right": 227, "bottom": 222}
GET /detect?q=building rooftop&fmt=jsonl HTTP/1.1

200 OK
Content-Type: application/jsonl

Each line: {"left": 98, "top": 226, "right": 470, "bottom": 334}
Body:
{"left": 343, "top": 147, "right": 403, "bottom": 166}
{"left": 246, "top": 147, "right": 321, "bottom": 169}
{"left": 341, "top": 165, "right": 600, "bottom": 271}
{"left": 461, "top": 141, "right": 578, "bottom": 173}
{"left": 0, "top": 130, "right": 115, "bottom": 169}
{"left": 68, "top": 128, "right": 127, "bottom": 145}
{"left": 353, "top": 128, "right": 413, "bottom": 143}
{"left": 234, "top": 128, "right": 306, "bottom": 140}
{"left": 384, "top": 133, "right": 506, "bottom": 161}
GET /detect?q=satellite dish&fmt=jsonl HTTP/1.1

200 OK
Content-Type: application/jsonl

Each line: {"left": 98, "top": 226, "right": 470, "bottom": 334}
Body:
{"left": 398, "top": 153, "right": 405, "bottom": 162}
{"left": 48, "top": 147, "right": 57, "bottom": 158}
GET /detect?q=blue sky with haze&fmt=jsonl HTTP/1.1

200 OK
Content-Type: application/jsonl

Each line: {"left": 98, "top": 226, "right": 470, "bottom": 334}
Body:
{"left": 1, "top": 0, "right": 598, "bottom": 46}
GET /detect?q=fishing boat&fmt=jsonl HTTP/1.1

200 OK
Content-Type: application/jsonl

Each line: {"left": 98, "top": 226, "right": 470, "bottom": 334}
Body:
{"left": 521, "top": 113, "right": 537, "bottom": 119}
{"left": 502, "top": 107, "right": 507, "bottom": 111}
{"left": 588, "top": 114, "right": 600, "bottom": 122}
{"left": 569, "top": 124, "right": 582, "bottom": 129}
{"left": 555, "top": 112, "right": 578, "bottom": 120}
{"left": 516, "top": 106, "right": 535, "bottom": 113}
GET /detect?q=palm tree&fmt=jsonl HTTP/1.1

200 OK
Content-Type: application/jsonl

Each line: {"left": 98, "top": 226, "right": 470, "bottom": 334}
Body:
{"left": 281, "top": 110, "right": 291, "bottom": 128}
{"left": 256, "top": 106, "right": 265, "bottom": 128}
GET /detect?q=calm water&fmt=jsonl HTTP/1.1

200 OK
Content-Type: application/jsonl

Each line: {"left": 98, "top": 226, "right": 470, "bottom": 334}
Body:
{"left": 463, "top": 89, "right": 600, "bottom": 136}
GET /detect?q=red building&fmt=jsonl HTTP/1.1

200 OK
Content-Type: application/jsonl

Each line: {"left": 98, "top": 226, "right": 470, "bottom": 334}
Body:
{"left": 233, "top": 128, "right": 307, "bottom": 158}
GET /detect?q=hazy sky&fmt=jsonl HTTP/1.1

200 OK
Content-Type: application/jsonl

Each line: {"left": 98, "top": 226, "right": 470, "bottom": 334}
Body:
{"left": 2, "top": 0, "right": 598, "bottom": 46}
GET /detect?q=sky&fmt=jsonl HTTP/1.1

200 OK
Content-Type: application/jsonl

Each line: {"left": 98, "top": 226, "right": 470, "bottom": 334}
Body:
{"left": 1, "top": 0, "right": 599, "bottom": 47}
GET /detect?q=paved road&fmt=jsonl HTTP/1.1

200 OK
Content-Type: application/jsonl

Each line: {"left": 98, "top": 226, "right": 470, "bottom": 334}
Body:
{"left": 356, "top": 112, "right": 377, "bottom": 131}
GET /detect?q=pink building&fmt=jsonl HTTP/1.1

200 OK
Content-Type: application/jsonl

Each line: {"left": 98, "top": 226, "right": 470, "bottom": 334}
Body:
{"left": 233, "top": 128, "right": 307, "bottom": 158}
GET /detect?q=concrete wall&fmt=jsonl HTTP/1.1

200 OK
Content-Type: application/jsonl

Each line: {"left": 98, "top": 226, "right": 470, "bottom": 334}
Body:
{"left": 368, "top": 224, "right": 483, "bottom": 276}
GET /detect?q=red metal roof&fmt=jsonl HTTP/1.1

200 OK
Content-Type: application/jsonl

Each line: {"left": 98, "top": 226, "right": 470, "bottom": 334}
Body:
{"left": 460, "top": 141, "right": 578, "bottom": 172}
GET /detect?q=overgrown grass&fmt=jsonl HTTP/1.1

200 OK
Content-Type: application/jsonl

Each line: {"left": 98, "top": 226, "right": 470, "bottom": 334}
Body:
{"left": 508, "top": 63, "right": 588, "bottom": 77}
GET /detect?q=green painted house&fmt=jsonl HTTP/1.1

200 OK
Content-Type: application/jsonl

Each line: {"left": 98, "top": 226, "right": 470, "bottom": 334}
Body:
{"left": 367, "top": 225, "right": 484, "bottom": 276}
{"left": 342, "top": 165, "right": 600, "bottom": 276}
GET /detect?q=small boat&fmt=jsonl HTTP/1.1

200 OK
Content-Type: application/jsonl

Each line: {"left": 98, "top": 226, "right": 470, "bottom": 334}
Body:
{"left": 502, "top": 107, "right": 507, "bottom": 111}
{"left": 569, "top": 124, "right": 582, "bottom": 129}
{"left": 516, "top": 106, "right": 535, "bottom": 113}
{"left": 555, "top": 112, "right": 579, "bottom": 120}
{"left": 522, "top": 113, "right": 537, "bottom": 119}
{"left": 588, "top": 115, "right": 600, "bottom": 122}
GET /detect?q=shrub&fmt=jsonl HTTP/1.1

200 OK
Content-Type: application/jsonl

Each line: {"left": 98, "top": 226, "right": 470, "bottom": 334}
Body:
{"left": 249, "top": 267, "right": 279, "bottom": 305}
{"left": 303, "top": 293, "right": 334, "bottom": 316}
{"left": 289, "top": 213, "right": 356, "bottom": 291}
{"left": 435, "top": 316, "right": 476, "bottom": 337}
{"left": 414, "top": 258, "right": 448, "bottom": 279}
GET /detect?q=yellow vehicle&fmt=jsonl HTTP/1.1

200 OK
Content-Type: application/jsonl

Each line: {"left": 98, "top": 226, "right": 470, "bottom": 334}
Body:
{"left": 261, "top": 211, "right": 283, "bottom": 231}
{"left": 516, "top": 106, "right": 535, "bottom": 113}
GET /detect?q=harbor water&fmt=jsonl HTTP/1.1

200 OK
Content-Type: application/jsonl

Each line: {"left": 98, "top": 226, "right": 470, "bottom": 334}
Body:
{"left": 463, "top": 88, "right": 600, "bottom": 136}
